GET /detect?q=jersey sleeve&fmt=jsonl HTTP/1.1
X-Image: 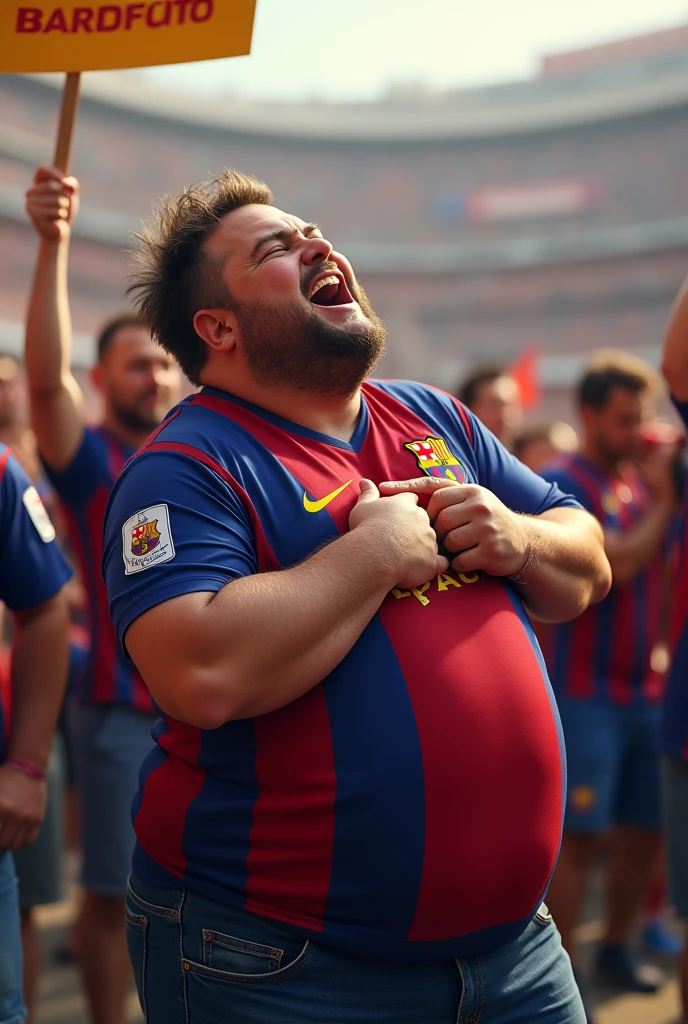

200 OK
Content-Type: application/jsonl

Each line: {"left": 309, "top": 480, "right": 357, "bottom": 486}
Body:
{"left": 464, "top": 409, "right": 583, "bottom": 515}
{"left": 0, "top": 450, "right": 72, "bottom": 611}
{"left": 42, "top": 427, "right": 106, "bottom": 508}
{"left": 539, "top": 465, "right": 595, "bottom": 515}
{"left": 103, "top": 450, "right": 257, "bottom": 650}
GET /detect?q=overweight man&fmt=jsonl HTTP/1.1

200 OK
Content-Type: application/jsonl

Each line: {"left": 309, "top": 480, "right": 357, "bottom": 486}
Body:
{"left": 101, "top": 168, "right": 611, "bottom": 1024}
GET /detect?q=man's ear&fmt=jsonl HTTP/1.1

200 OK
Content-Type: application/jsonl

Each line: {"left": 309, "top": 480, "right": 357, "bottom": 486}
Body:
{"left": 193, "top": 309, "right": 238, "bottom": 353}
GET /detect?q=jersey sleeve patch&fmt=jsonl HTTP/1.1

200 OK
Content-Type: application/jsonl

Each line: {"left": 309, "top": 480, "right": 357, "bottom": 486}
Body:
{"left": 22, "top": 486, "right": 56, "bottom": 543}
{"left": 122, "top": 504, "right": 175, "bottom": 575}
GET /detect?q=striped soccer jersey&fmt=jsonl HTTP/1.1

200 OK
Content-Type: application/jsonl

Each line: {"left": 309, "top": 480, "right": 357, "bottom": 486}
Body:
{"left": 103, "top": 380, "right": 579, "bottom": 962}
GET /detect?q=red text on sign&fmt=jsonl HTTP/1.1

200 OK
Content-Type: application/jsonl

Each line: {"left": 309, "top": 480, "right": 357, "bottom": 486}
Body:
{"left": 16, "top": 1, "right": 215, "bottom": 33}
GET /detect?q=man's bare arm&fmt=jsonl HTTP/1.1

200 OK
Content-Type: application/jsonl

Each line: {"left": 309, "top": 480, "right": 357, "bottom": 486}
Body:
{"left": 509, "top": 506, "right": 610, "bottom": 621}
{"left": 379, "top": 478, "right": 611, "bottom": 623}
{"left": 25, "top": 166, "right": 85, "bottom": 470}
{"left": 662, "top": 276, "right": 688, "bottom": 401}
{"left": 603, "top": 444, "right": 677, "bottom": 587}
{"left": 603, "top": 509, "right": 672, "bottom": 587}
{"left": 0, "top": 590, "right": 70, "bottom": 850}
{"left": 8, "top": 593, "right": 70, "bottom": 769}
{"left": 125, "top": 482, "right": 448, "bottom": 729}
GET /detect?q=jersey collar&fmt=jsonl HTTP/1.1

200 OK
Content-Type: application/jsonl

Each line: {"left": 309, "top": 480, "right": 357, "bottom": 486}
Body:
{"left": 199, "top": 386, "right": 370, "bottom": 453}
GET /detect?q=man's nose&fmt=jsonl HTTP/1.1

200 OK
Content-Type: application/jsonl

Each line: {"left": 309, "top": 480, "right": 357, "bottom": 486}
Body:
{"left": 301, "top": 235, "right": 333, "bottom": 265}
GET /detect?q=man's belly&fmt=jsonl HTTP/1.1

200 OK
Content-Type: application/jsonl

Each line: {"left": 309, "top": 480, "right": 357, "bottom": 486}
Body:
{"left": 136, "top": 572, "right": 565, "bottom": 955}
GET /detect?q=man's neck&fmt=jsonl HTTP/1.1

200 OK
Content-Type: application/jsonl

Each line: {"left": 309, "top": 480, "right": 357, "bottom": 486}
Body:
{"left": 101, "top": 412, "right": 154, "bottom": 451}
{"left": 580, "top": 440, "right": 619, "bottom": 477}
{"left": 203, "top": 374, "right": 363, "bottom": 443}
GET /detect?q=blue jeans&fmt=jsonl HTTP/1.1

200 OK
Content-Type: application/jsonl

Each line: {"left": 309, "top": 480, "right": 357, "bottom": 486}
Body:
{"left": 0, "top": 851, "right": 26, "bottom": 1024}
{"left": 126, "top": 874, "right": 584, "bottom": 1023}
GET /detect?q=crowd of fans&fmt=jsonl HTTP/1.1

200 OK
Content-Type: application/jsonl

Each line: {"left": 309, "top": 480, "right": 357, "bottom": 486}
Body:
{"left": 459, "top": 355, "right": 688, "bottom": 1023}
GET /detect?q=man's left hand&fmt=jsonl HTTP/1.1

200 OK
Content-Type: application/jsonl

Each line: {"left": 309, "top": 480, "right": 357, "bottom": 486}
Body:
{"left": 379, "top": 477, "right": 531, "bottom": 577}
{"left": 0, "top": 764, "right": 47, "bottom": 851}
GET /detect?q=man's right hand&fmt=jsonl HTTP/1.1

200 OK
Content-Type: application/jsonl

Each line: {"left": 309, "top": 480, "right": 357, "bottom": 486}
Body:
{"left": 641, "top": 443, "right": 680, "bottom": 510}
{"left": 25, "top": 166, "right": 79, "bottom": 243}
{"left": 349, "top": 479, "right": 448, "bottom": 588}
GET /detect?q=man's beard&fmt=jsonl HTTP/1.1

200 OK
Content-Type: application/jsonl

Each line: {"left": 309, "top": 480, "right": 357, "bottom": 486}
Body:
{"left": 111, "top": 394, "right": 167, "bottom": 433}
{"left": 598, "top": 434, "right": 638, "bottom": 465}
{"left": 236, "top": 285, "right": 386, "bottom": 397}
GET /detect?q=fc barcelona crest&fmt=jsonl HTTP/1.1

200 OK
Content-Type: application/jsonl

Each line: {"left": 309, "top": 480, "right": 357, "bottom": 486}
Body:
{"left": 131, "top": 513, "right": 161, "bottom": 557}
{"left": 122, "top": 503, "right": 174, "bottom": 575}
{"left": 405, "top": 436, "right": 465, "bottom": 481}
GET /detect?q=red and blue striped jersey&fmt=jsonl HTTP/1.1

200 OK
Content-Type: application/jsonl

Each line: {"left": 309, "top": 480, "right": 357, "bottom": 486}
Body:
{"left": 103, "top": 380, "right": 580, "bottom": 962}
{"left": 661, "top": 399, "right": 688, "bottom": 757}
{"left": 0, "top": 445, "right": 72, "bottom": 762}
{"left": 541, "top": 454, "right": 663, "bottom": 706}
{"left": 44, "top": 427, "right": 150, "bottom": 711}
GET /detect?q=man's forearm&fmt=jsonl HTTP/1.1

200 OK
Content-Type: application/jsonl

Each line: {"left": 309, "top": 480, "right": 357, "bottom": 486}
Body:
{"left": 25, "top": 239, "right": 84, "bottom": 467}
{"left": 603, "top": 504, "right": 671, "bottom": 587}
{"left": 130, "top": 525, "right": 399, "bottom": 728}
{"left": 515, "top": 508, "right": 610, "bottom": 622}
{"left": 8, "top": 595, "right": 70, "bottom": 769}
{"left": 662, "top": 277, "right": 688, "bottom": 401}
{"left": 26, "top": 240, "right": 72, "bottom": 393}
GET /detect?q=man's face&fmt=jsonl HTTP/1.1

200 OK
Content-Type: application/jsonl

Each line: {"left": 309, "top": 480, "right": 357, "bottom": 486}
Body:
{"left": 586, "top": 386, "right": 647, "bottom": 463}
{"left": 203, "top": 204, "right": 386, "bottom": 395}
{"left": 100, "top": 326, "right": 181, "bottom": 431}
{"left": 470, "top": 376, "right": 523, "bottom": 447}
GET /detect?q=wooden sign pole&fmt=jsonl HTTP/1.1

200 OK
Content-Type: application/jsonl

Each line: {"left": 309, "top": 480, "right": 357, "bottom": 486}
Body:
{"left": 52, "top": 72, "right": 81, "bottom": 173}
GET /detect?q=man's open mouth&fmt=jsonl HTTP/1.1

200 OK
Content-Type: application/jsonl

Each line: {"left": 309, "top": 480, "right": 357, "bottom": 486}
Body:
{"left": 308, "top": 273, "right": 355, "bottom": 307}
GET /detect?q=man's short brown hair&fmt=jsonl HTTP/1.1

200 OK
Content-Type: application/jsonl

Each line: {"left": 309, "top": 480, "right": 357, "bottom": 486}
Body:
{"left": 127, "top": 169, "right": 273, "bottom": 384}
{"left": 578, "top": 349, "right": 662, "bottom": 410}
{"left": 96, "top": 313, "right": 147, "bottom": 362}
{"left": 455, "top": 364, "right": 510, "bottom": 409}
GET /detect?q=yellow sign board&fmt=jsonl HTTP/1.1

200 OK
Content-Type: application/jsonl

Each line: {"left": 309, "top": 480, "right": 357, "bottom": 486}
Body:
{"left": 0, "top": 1, "right": 256, "bottom": 72}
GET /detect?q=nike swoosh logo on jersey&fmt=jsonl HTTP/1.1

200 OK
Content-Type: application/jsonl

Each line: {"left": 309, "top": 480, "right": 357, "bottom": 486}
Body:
{"left": 303, "top": 480, "right": 353, "bottom": 513}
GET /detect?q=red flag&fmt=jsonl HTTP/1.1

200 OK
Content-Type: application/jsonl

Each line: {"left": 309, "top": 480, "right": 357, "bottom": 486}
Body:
{"left": 509, "top": 347, "right": 541, "bottom": 409}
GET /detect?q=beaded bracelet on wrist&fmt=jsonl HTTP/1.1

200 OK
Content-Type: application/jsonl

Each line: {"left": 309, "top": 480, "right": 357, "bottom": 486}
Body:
{"left": 5, "top": 757, "right": 47, "bottom": 781}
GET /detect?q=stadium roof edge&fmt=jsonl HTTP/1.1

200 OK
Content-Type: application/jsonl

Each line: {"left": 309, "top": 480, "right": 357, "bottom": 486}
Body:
{"left": 14, "top": 56, "right": 688, "bottom": 141}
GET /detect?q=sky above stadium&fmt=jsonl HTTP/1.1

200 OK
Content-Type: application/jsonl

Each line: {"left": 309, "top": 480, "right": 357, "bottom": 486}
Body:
{"left": 143, "top": 0, "right": 688, "bottom": 102}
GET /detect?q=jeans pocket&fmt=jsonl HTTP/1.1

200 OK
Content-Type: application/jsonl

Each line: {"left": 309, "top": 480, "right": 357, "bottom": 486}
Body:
{"left": 184, "top": 933, "right": 312, "bottom": 984}
{"left": 125, "top": 903, "right": 148, "bottom": 1019}
{"left": 201, "top": 929, "right": 284, "bottom": 973}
